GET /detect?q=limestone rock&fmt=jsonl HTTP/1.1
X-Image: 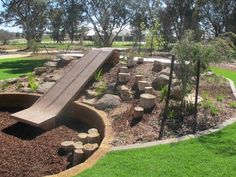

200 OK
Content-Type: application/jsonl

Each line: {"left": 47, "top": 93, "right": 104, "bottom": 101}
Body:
{"left": 5, "top": 78, "right": 18, "bottom": 84}
{"left": 57, "top": 55, "right": 75, "bottom": 68}
{"left": 158, "top": 68, "right": 170, "bottom": 76}
{"left": 34, "top": 67, "right": 47, "bottom": 76}
{"left": 171, "top": 85, "right": 182, "bottom": 100}
{"left": 37, "top": 82, "right": 55, "bottom": 93}
{"left": 82, "top": 98, "right": 97, "bottom": 106}
{"left": 152, "top": 61, "right": 164, "bottom": 73}
{"left": 152, "top": 74, "right": 169, "bottom": 90}
{"left": 119, "top": 85, "right": 133, "bottom": 101}
{"left": 45, "top": 61, "right": 58, "bottom": 68}
{"left": 106, "top": 82, "right": 116, "bottom": 94}
{"left": 85, "top": 89, "right": 97, "bottom": 99}
{"left": 95, "top": 94, "right": 121, "bottom": 110}
{"left": 44, "top": 74, "right": 62, "bottom": 82}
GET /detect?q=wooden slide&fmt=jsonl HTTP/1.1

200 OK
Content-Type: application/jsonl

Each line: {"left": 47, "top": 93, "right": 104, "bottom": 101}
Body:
{"left": 11, "top": 49, "right": 117, "bottom": 130}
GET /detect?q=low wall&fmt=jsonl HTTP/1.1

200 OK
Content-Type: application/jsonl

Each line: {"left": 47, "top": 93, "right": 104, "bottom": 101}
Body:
{"left": 0, "top": 92, "right": 112, "bottom": 177}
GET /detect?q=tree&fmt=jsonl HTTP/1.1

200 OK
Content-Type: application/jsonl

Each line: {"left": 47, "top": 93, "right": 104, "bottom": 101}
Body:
{"left": 0, "top": 30, "right": 14, "bottom": 44}
{"left": 130, "top": 0, "right": 149, "bottom": 54}
{"left": 49, "top": 0, "right": 66, "bottom": 43}
{"left": 200, "top": 0, "right": 236, "bottom": 37}
{"left": 1, "top": 0, "right": 50, "bottom": 48}
{"left": 83, "top": 0, "right": 133, "bottom": 47}
{"left": 145, "top": 21, "right": 165, "bottom": 55}
{"left": 159, "top": 0, "right": 201, "bottom": 40}
{"left": 64, "top": 0, "right": 84, "bottom": 43}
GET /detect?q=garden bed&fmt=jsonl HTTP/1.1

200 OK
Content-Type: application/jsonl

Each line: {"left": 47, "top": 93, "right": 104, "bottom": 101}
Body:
{"left": 95, "top": 62, "right": 236, "bottom": 146}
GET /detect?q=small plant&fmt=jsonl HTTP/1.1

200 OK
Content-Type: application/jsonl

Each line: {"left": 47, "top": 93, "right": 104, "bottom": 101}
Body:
{"left": 167, "top": 109, "right": 175, "bottom": 119}
{"left": 202, "top": 96, "right": 219, "bottom": 116}
{"left": 28, "top": 73, "right": 38, "bottom": 91}
{"left": 202, "top": 98, "right": 213, "bottom": 109}
{"left": 94, "top": 69, "right": 103, "bottom": 81}
{"left": 216, "top": 95, "right": 224, "bottom": 102}
{"left": 95, "top": 81, "right": 107, "bottom": 96}
{"left": 210, "top": 106, "right": 219, "bottom": 116}
{"left": 160, "top": 86, "right": 168, "bottom": 102}
{"left": 229, "top": 101, "right": 236, "bottom": 109}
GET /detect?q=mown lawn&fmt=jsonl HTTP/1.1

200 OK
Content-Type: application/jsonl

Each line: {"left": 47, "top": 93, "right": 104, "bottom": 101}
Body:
{"left": 77, "top": 67, "right": 236, "bottom": 177}
{"left": 211, "top": 67, "right": 236, "bottom": 84}
{"left": 0, "top": 57, "right": 47, "bottom": 80}
{"left": 78, "top": 122, "right": 236, "bottom": 177}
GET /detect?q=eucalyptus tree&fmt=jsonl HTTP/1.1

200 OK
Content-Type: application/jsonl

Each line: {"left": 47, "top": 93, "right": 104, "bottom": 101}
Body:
{"left": 83, "top": 0, "right": 133, "bottom": 47}
{"left": 1, "top": 0, "right": 50, "bottom": 48}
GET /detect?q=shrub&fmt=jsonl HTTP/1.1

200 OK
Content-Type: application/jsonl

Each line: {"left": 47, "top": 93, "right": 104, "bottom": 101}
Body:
{"left": 94, "top": 69, "right": 103, "bottom": 81}
{"left": 95, "top": 81, "right": 107, "bottom": 96}
{"left": 229, "top": 101, "right": 236, "bottom": 109}
{"left": 28, "top": 73, "right": 38, "bottom": 91}
{"left": 160, "top": 86, "right": 168, "bottom": 102}
{"left": 216, "top": 95, "right": 224, "bottom": 102}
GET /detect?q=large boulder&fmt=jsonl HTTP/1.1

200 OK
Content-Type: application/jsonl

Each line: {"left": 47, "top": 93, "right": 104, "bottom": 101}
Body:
{"left": 152, "top": 61, "right": 164, "bottom": 73}
{"left": 95, "top": 94, "right": 121, "bottom": 110}
{"left": 152, "top": 74, "right": 169, "bottom": 90}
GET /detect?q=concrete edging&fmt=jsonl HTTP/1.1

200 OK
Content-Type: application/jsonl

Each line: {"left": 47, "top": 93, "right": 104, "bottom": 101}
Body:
{"left": 111, "top": 77, "right": 236, "bottom": 151}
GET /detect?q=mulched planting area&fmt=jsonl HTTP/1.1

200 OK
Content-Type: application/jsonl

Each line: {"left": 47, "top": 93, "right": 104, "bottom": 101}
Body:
{"left": 100, "top": 62, "right": 236, "bottom": 146}
{"left": 0, "top": 110, "right": 91, "bottom": 177}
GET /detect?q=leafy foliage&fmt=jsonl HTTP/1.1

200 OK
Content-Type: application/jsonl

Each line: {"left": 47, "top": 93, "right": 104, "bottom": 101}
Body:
{"left": 28, "top": 73, "right": 38, "bottom": 91}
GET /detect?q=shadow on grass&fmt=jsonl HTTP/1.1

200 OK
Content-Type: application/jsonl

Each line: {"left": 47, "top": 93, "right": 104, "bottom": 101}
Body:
{"left": 0, "top": 59, "right": 46, "bottom": 75}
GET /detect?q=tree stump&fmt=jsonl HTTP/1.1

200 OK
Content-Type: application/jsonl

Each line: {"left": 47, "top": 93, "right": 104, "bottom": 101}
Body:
{"left": 60, "top": 141, "right": 74, "bottom": 152}
{"left": 119, "top": 73, "right": 130, "bottom": 83}
{"left": 138, "top": 81, "right": 149, "bottom": 91}
{"left": 135, "top": 75, "right": 143, "bottom": 83}
{"left": 87, "top": 132, "right": 100, "bottom": 144}
{"left": 140, "top": 93, "right": 156, "bottom": 110}
{"left": 145, "top": 87, "right": 153, "bottom": 94}
{"left": 88, "top": 128, "right": 98, "bottom": 134}
{"left": 127, "top": 59, "right": 135, "bottom": 68}
{"left": 73, "top": 141, "right": 83, "bottom": 150}
{"left": 73, "top": 149, "right": 84, "bottom": 166}
{"left": 83, "top": 143, "right": 99, "bottom": 159}
{"left": 137, "top": 57, "right": 144, "bottom": 64}
{"left": 133, "top": 106, "right": 144, "bottom": 118}
{"left": 120, "top": 66, "right": 129, "bottom": 73}
{"left": 78, "top": 133, "right": 88, "bottom": 144}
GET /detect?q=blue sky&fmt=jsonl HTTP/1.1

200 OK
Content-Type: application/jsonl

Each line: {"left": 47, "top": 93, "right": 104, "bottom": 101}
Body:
{"left": 0, "top": 1, "right": 21, "bottom": 32}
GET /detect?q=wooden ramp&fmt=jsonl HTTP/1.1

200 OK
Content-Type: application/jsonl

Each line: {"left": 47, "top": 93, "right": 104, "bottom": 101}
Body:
{"left": 11, "top": 49, "right": 116, "bottom": 129}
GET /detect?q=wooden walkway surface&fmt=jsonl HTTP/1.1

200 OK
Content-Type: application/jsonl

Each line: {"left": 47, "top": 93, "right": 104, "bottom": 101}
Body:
{"left": 11, "top": 49, "right": 115, "bottom": 129}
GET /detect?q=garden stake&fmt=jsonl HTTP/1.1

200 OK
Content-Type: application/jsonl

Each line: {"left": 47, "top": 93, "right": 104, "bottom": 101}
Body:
{"left": 158, "top": 55, "right": 175, "bottom": 140}
{"left": 193, "top": 59, "right": 201, "bottom": 133}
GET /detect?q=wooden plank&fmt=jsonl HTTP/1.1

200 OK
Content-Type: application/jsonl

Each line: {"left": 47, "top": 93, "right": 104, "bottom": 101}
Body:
{"left": 11, "top": 49, "right": 114, "bottom": 128}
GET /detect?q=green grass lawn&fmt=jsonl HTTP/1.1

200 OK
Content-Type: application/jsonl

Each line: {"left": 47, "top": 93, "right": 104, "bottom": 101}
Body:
{"left": 0, "top": 57, "right": 47, "bottom": 80}
{"left": 77, "top": 67, "right": 236, "bottom": 177}
{"left": 211, "top": 67, "right": 236, "bottom": 84}
{"left": 78, "top": 122, "right": 236, "bottom": 177}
